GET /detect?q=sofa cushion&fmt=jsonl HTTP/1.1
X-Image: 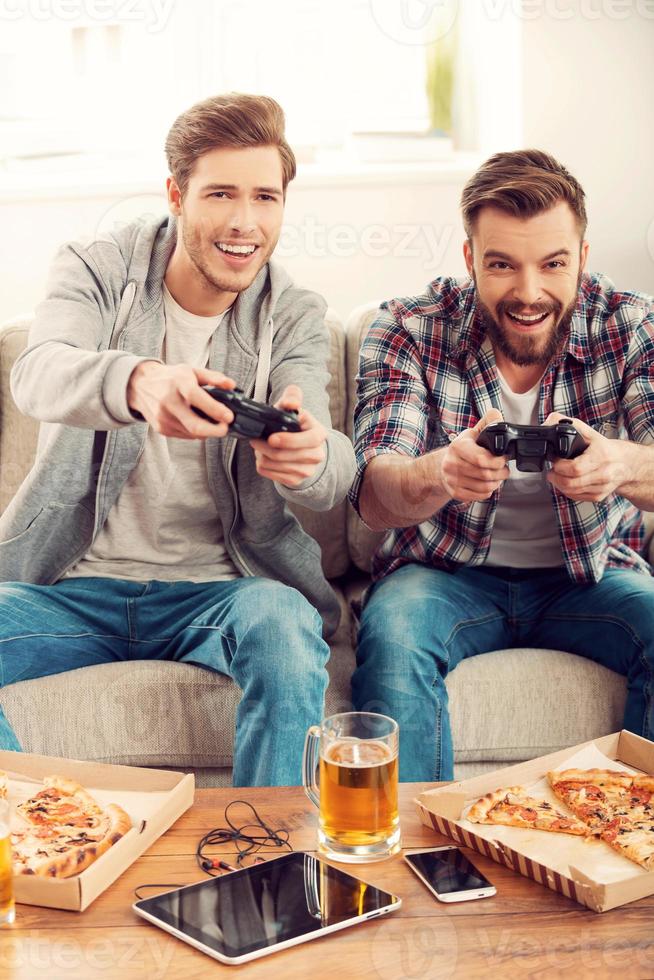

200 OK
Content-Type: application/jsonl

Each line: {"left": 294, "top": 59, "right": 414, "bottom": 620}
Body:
{"left": 447, "top": 649, "right": 627, "bottom": 763}
{"left": 0, "top": 320, "right": 40, "bottom": 515}
{"left": 286, "top": 308, "right": 350, "bottom": 578}
{"left": 0, "top": 313, "right": 350, "bottom": 579}
{"left": 344, "top": 303, "right": 386, "bottom": 572}
{"left": 0, "top": 642, "right": 626, "bottom": 774}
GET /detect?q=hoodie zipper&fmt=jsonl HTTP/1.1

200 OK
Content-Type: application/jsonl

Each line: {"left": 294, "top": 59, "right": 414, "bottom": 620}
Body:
{"left": 223, "top": 439, "right": 255, "bottom": 578}
{"left": 220, "top": 314, "right": 274, "bottom": 579}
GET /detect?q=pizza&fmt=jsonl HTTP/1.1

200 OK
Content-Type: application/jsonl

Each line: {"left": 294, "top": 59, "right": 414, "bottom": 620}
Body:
{"left": 547, "top": 768, "right": 635, "bottom": 827}
{"left": 6, "top": 774, "right": 132, "bottom": 878}
{"left": 467, "top": 786, "right": 592, "bottom": 836}
{"left": 547, "top": 768, "right": 654, "bottom": 871}
{"left": 601, "top": 815, "right": 654, "bottom": 871}
{"left": 17, "top": 775, "right": 108, "bottom": 830}
{"left": 0, "top": 770, "right": 7, "bottom": 799}
{"left": 466, "top": 767, "right": 654, "bottom": 873}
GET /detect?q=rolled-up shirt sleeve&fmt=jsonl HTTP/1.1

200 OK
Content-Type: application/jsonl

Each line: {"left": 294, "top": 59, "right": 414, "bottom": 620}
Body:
{"left": 348, "top": 302, "right": 429, "bottom": 517}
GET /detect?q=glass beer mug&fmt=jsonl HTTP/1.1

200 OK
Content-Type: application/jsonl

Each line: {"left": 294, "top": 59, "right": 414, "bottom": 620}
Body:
{"left": 302, "top": 712, "right": 400, "bottom": 862}
{"left": 0, "top": 799, "right": 15, "bottom": 926}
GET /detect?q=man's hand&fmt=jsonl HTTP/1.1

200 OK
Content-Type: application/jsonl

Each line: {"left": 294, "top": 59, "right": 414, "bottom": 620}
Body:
{"left": 126, "top": 361, "right": 237, "bottom": 439}
{"left": 545, "top": 412, "right": 629, "bottom": 502}
{"left": 436, "top": 408, "right": 509, "bottom": 503}
{"left": 249, "top": 384, "right": 327, "bottom": 488}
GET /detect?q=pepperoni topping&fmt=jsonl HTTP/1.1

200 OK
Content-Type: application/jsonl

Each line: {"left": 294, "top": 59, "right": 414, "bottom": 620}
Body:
{"left": 555, "top": 781, "right": 606, "bottom": 801}
{"left": 503, "top": 805, "right": 538, "bottom": 822}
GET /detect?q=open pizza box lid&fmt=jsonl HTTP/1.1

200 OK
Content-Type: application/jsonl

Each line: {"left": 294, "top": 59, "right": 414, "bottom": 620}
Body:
{"left": 414, "top": 731, "right": 654, "bottom": 913}
{"left": 1, "top": 750, "right": 194, "bottom": 912}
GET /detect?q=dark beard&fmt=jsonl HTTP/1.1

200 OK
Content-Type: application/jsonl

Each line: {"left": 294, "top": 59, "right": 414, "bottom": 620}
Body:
{"left": 474, "top": 272, "right": 581, "bottom": 367}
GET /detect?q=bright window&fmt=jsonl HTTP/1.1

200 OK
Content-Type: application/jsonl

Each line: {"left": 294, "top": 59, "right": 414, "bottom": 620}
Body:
{"left": 0, "top": 0, "right": 521, "bottom": 174}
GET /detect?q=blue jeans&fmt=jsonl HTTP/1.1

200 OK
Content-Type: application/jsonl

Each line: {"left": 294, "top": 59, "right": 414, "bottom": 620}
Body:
{"left": 353, "top": 563, "right": 654, "bottom": 781}
{"left": 0, "top": 577, "right": 329, "bottom": 787}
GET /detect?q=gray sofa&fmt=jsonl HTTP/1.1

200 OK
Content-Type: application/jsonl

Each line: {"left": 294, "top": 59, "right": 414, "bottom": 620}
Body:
{"left": 0, "top": 305, "right": 647, "bottom": 785}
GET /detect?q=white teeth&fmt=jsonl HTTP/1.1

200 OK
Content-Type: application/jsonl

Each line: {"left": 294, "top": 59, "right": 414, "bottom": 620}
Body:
{"left": 217, "top": 243, "right": 256, "bottom": 255}
{"left": 508, "top": 311, "right": 548, "bottom": 323}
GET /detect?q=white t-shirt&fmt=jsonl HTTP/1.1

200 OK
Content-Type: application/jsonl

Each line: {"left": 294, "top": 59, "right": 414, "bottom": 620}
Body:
{"left": 484, "top": 368, "right": 564, "bottom": 569}
{"left": 64, "top": 284, "right": 239, "bottom": 582}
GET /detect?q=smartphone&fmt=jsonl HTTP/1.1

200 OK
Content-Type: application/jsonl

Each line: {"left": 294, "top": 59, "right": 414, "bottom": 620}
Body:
{"left": 404, "top": 846, "right": 496, "bottom": 903}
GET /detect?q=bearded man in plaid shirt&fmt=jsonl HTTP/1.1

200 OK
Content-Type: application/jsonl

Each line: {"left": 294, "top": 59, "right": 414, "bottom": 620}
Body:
{"left": 349, "top": 149, "right": 654, "bottom": 781}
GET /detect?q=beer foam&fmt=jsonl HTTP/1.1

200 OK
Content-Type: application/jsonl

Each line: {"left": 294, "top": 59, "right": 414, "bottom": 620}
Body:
{"left": 325, "top": 739, "right": 393, "bottom": 767}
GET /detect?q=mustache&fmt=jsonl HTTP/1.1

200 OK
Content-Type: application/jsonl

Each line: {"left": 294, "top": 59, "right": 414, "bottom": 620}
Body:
{"left": 496, "top": 299, "right": 560, "bottom": 317}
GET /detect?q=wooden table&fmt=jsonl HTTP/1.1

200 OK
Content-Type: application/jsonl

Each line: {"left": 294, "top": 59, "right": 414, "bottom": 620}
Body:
{"left": 2, "top": 784, "right": 654, "bottom": 979}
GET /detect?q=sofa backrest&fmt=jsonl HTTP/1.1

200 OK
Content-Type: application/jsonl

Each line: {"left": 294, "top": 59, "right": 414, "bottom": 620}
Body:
{"left": 0, "top": 312, "right": 350, "bottom": 580}
{"left": 344, "top": 303, "right": 386, "bottom": 573}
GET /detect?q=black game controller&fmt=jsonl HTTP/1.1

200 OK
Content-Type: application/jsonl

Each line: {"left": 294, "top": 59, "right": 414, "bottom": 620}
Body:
{"left": 476, "top": 420, "right": 587, "bottom": 473}
{"left": 193, "top": 386, "right": 301, "bottom": 440}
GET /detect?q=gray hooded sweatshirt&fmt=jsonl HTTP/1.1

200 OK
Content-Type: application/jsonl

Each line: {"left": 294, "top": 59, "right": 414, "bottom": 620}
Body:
{"left": 1, "top": 216, "right": 355, "bottom": 637}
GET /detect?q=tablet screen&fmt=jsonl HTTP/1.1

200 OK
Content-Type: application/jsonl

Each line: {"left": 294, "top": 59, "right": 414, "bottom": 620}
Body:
{"left": 134, "top": 852, "right": 399, "bottom": 960}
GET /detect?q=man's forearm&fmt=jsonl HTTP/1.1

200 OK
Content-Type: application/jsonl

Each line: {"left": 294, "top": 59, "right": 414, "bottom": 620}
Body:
{"left": 617, "top": 441, "right": 654, "bottom": 510}
{"left": 359, "top": 449, "right": 452, "bottom": 530}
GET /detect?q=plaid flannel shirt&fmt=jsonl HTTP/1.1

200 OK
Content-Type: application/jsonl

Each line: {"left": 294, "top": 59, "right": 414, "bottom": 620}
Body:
{"left": 349, "top": 273, "right": 654, "bottom": 583}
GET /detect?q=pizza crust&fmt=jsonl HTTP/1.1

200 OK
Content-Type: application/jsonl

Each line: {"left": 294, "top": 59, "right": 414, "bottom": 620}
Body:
{"left": 467, "top": 786, "right": 591, "bottom": 836}
{"left": 466, "top": 786, "right": 522, "bottom": 823}
{"left": 548, "top": 768, "right": 634, "bottom": 789}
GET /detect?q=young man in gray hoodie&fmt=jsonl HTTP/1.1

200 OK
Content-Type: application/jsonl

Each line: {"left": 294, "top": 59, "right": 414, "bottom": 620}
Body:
{"left": 0, "top": 93, "right": 355, "bottom": 786}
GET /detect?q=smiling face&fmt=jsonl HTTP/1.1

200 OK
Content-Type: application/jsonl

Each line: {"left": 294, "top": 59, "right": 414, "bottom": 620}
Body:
{"left": 464, "top": 201, "right": 589, "bottom": 369}
{"left": 166, "top": 145, "right": 285, "bottom": 311}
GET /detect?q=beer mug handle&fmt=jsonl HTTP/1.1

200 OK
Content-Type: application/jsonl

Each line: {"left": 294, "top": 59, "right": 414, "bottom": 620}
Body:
{"left": 302, "top": 725, "right": 321, "bottom": 808}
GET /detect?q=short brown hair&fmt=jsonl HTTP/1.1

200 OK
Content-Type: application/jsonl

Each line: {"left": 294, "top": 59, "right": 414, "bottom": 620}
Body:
{"left": 165, "top": 92, "right": 297, "bottom": 197}
{"left": 461, "top": 149, "right": 587, "bottom": 240}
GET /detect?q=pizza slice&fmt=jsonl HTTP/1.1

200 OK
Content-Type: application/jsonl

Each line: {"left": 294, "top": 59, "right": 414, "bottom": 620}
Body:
{"left": 17, "top": 775, "right": 107, "bottom": 831}
{"left": 467, "top": 786, "right": 592, "bottom": 836}
{"left": 11, "top": 803, "right": 132, "bottom": 878}
{"left": 600, "top": 815, "right": 654, "bottom": 872}
{"left": 547, "top": 768, "right": 634, "bottom": 828}
{"left": 11, "top": 774, "right": 132, "bottom": 877}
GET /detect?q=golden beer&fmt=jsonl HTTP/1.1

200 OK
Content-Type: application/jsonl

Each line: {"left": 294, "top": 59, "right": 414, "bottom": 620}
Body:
{"left": 319, "top": 739, "right": 399, "bottom": 848}
{"left": 0, "top": 833, "right": 15, "bottom": 926}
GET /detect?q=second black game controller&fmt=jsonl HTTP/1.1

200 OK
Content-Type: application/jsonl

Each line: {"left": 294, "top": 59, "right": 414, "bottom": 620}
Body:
{"left": 476, "top": 420, "right": 587, "bottom": 473}
{"left": 193, "top": 387, "right": 301, "bottom": 440}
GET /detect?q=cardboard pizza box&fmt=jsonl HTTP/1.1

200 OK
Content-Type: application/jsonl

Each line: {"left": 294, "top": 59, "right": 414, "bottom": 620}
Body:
{"left": 414, "top": 730, "right": 654, "bottom": 913}
{"left": 1, "top": 751, "right": 194, "bottom": 911}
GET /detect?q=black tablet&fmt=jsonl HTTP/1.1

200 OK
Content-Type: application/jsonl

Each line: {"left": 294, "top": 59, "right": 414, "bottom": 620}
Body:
{"left": 133, "top": 851, "right": 401, "bottom": 965}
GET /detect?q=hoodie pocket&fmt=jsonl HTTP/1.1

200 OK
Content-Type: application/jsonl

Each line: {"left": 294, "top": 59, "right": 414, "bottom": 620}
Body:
{"left": 0, "top": 507, "right": 45, "bottom": 545}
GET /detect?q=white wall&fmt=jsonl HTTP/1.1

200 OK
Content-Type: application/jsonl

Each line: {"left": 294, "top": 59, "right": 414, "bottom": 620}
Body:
{"left": 0, "top": 166, "right": 476, "bottom": 325}
{"left": 521, "top": 4, "right": 654, "bottom": 293}
{"left": 1, "top": 5, "right": 652, "bottom": 328}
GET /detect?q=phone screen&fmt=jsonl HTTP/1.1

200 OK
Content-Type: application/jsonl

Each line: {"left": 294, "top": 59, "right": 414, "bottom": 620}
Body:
{"left": 406, "top": 849, "right": 492, "bottom": 895}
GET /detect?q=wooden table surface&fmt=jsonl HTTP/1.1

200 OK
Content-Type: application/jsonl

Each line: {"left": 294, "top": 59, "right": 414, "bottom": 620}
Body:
{"left": 2, "top": 783, "right": 654, "bottom": 979}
